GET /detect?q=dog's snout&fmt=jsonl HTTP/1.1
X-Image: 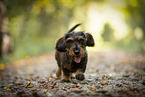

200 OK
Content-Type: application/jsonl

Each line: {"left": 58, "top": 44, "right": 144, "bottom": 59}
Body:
{"left": 73, "top": 44, "right": 80, "bottom": 55}
{"left": 74, "top": 49, "right": 80, "bottom": 55}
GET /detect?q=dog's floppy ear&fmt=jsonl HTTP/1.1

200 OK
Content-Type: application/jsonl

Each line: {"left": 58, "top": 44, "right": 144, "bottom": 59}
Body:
{"left": 55, "top": 37, "right": 66, "bottom": 52}
{"left": 86, "top": 33, "right": 95, "bottom": 46}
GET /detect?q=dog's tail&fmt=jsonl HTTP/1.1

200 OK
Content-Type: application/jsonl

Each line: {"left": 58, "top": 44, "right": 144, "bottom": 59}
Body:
{"left": 67, "top": 23, "right": 81, "bottom": 33}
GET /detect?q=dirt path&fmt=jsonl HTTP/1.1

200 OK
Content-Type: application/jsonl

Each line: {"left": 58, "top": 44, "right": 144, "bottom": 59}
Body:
{"left": 0, "top": 51, "right": 145, "bottom": 97}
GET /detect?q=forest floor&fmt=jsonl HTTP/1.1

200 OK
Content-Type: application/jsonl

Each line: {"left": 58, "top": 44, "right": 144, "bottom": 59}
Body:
{"left": 0, "top": 50, "right": 145, "bottom": 97}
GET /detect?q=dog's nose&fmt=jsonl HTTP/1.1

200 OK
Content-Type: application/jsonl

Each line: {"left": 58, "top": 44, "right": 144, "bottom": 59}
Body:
{"left": 74, "top": 49, "right": 80, "bottom": 55}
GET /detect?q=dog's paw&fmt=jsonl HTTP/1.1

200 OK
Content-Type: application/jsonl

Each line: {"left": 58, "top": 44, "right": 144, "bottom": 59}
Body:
{"left": 75, "top": 73, "right": 85, "bottom": 81}
{"left": 61, "top": 75, "right": 71, "bottom": 82}
{"left": 56, "top": 76, "right": 61, "bottom": 79}
{"left": 61, "top": 78, "right": 71, "bottom": 82}
{"left": 70, "top": 73, "right": 75, "bottom": 79}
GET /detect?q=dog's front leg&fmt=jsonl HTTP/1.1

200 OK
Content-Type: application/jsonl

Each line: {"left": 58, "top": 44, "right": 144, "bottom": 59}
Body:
{"left": 62, "top": 66, "right": 71, "bottom": 82}
{"left": 56, "top": 66, "right": 62, "bottom": 79}
{"left": 75, "top": 69, "right": 85, "bottom": 80}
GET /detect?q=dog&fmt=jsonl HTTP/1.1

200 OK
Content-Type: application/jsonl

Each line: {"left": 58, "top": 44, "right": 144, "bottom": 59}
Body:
{"left": 55, "top": 24, "right": 95, "bottom": 81}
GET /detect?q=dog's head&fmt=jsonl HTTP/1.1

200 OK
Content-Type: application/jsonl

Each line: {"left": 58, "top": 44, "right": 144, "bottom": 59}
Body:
{"left": 56, "top": 24, "right": 95, "bottom": 63}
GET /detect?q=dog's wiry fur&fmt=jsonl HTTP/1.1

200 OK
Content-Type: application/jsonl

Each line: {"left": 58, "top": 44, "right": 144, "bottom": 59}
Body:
{"left": 55, "top": 24, "right": 95, "bottom": 81}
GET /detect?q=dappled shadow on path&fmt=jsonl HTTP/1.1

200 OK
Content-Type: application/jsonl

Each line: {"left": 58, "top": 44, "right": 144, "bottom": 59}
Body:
{"left": 0, "top": 51, "right": 145, "bottom": 97}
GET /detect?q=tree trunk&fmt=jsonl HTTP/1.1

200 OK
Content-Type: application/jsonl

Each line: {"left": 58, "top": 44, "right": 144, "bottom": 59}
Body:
{"left": 0, "top": 0, "right": 7, "bottom": 58}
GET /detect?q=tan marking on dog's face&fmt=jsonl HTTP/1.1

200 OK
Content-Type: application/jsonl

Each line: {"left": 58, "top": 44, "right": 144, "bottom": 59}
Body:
{"left": 66, "top": 48, "right": 75, "bottom": 57}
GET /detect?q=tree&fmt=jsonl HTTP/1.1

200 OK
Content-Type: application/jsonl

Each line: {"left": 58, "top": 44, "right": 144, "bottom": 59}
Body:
{"left": 0, "top": 0, "right": 7, "bottom": 57}
{"left": 102, "top": 23, "right": 114, "bottom": 42}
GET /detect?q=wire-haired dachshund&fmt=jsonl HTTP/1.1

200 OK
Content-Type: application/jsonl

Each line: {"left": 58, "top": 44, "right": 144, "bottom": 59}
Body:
{"left": 55, "top": 24, "right": 95, "bottom": 81}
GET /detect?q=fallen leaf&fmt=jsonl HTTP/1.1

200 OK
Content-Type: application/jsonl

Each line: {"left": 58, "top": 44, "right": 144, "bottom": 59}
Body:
{"left": 7, "top": 85, "right": 10, "bottom": 89}
{"left": 102, "top": 87, "right": 108, "bottom": 91}
{"left": 77, "top": 84, "right": 82, "bottom": 89}
{"left": 102, "top": 75, "right": 106, "bottom": 80}
{"left": 26, "top": 81, "right": 33, "bottom": 88}
{"left": 43, "top": 89, "right": 47, "bottom": 92}
{"left": 123, "top": 83, "right": 129, "bottom": 85}
{"left": 66, "top": 86, "right": 71, "bottom": 89}
{"left": 31, "top": 88, "right": 36, "bottom": 91}
{"left": 49, "top": 77, "right": 52, "bottom": 80}
{"left": 48, "top": 82, "right": 57, "bottom": 89}
{"left": 27, "top": 84, "right": 33, "bottom": 88}
{"left": 123, "top": 74, "right": 130, "bottom": 77}
{"left": 0, "top": 64, "right": 5, "bottom": 70}
{"left": 88, "top": 86, "right": 97, "bottom": 91}
{"left": 101, "top": 80, "right": 108, "bottom": 85}
{"left": 116, "top": 83, "right": 123, "bottom": 87}
{"left": 139, "top": 76, "right": 142, "bottom": 80}
{"left": 38, "top": 80, "right": 46, "bottom": 83}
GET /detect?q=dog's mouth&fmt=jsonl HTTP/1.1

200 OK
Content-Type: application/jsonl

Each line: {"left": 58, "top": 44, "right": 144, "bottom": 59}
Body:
{"left": 74, "top": 56, "right": 81, "bottom": 63}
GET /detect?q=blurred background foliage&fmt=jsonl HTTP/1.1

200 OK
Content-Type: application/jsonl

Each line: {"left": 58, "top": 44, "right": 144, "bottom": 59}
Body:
{"left": 0, "top": 0, "right": 145, "bottom": 62}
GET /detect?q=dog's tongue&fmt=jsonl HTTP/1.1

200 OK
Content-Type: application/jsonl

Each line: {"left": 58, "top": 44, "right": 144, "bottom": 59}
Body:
{"left": 74, "top": 57, "right": 81, "bottom": 63}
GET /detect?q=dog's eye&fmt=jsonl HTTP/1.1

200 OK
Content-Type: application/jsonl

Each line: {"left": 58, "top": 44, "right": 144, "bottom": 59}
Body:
{"left": 80, "top": 39, "right": 84, "bottom": 41}
{"left": 79, "top": 39, "right": 85, "bottom": 43}
{"left": 66, "top": 40, "right": 73, "bottom": 43}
